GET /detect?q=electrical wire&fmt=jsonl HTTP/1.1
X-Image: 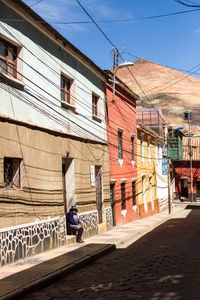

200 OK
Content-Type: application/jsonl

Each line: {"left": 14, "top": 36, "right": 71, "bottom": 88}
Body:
{"left": 1, "top": 7, "right": 200, "bottom": 23}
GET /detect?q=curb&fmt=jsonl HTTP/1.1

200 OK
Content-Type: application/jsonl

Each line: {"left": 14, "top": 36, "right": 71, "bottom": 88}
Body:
{"left": 115, "top": 205, "right": 186, "bottom": 248}
{"left": 1, "top": 205, "right": 187, "bottom": 300}
{"left": 1, "top": 244, "right": 115, "bottom": 300}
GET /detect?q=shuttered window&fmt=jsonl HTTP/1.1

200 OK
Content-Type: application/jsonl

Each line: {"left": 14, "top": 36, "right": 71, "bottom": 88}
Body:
{"left": 121, "top": 183, "right": 126, "bottom": 210}
{"left": 118, "top": 131, "right": 123, "bottom": 159}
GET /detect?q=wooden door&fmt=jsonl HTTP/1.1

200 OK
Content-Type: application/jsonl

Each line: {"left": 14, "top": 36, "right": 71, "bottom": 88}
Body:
{"left": 95, "top": 166, "right": 103, "bottom": 224}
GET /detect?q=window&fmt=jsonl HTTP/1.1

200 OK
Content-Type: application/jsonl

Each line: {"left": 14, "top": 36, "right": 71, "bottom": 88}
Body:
{"left": 4, "top": 157, "right": 22, "bottom": 189}
{"left": 142, "top": 175, "right": 147, "bottom": 212}
{"left": 92, "top": 93, "right": 99, "bottom": 117}
{"left": 131, "top": 136, "right": 134, "bottom": 161}
{"left": 155, "top": 141, "right": 158, "bottom": 164}
{"left": 0, "top": 38, "right": 17, "bottom": 78}
{"left": 132, "top": 181, "right": 136, "bottom": 206}
{"left": 141, "top": 135, "right": 144, "bottom": 163}
{"left": 118, "top": 131, "right": 123, "bottom": 159}
{"left": 61, "top": 75, "right": 72, "bottom": 104}
{"left": 148, "top": 137, "right": 151, "bottom": 164}
{"left": 121, "top": 183, "right": 126, "bottom": 210}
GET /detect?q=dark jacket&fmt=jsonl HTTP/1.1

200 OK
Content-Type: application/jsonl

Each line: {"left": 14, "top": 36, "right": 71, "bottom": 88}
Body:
{"left": 66, "top": 211, "right": 79, "bottom": 227}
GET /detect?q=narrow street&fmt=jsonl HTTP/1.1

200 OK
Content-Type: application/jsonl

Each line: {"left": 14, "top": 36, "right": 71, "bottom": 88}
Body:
{"left": 21, "top": 205, "right": 200, "bottom": 300}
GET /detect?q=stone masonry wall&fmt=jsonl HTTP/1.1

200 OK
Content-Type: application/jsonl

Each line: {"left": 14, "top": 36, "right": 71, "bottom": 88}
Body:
{"left": 0, "top": 215, "right": 66, "bottom": 267}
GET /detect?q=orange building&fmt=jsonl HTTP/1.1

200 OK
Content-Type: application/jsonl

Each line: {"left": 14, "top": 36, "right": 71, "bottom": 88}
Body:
{"left": 106, "top": 73, "right": 139, "bottom": 226}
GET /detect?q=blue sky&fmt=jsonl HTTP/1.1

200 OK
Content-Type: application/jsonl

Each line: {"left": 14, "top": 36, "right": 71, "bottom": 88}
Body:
{"left": 23, "top": 0, "right": 200, "bottom": 76}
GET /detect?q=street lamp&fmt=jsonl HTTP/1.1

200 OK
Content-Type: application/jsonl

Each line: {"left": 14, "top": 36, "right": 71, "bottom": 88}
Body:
{"left": 112, "top": 48, "right": 133, "bottom": 102}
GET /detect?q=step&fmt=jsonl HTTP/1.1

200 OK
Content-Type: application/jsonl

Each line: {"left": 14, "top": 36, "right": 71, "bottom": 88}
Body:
{"left": 65, "top": 235, "right": 76, "bottom": 244}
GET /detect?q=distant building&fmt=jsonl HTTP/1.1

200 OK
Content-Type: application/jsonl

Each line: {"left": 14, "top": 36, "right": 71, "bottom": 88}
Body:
{"left": 136, "top": 109, "right": 168, "bottom": 212}
{"left": 137, "top": 124, "right": 162, "bottom": 217}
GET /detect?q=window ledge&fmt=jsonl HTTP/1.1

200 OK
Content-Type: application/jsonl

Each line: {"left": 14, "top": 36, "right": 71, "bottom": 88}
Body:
{"left": 121, "top": 209, "right": 127, "bottom": 218}
{"left": 131, "top": 160, "right": 135, "bottom": 167}
{"left": 118, "top": 159, "right": 123, "bottom": 167}
{"left": 0, "top": 72, "right": 25, "bottom": 90}
{"left": 133, "top": 205, "right": 137, "bottom": 212}
{"left": 61, "top": 101, "right": 76, "bottom": 111}
{"left": 92, "top": 115, "right": 102, "bottom": 122}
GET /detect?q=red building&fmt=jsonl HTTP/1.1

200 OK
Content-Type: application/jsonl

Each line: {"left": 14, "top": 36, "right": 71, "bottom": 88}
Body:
{"left": 106, "top": 73, "right": 139, "bottom": 226}
{"left": 174, "top": 161, "right": 200, "bottom": 201}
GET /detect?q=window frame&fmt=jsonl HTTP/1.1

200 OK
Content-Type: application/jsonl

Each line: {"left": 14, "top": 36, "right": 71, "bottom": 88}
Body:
{"left": 131, "top": 136, "right": 134, "bottom": 162}
{"left": 92, "top": 93, "right": 99, "bottom": 117}
{"left": 148, "top": 137, "right": 151, "bottom": 165}
{"left": 60, "top": 74, "right": 73, "bottom": 104}
{"left": 0, "top": 37, "right": 17, "bottom": 79}
{"left": 118, "top": 130, "right": 123, "bottom": 160}
{"left": 132, "top": 181, "right": 136, "bottom": 206}
{"left": 141, "top": 134, "right": 144, "bottom": 163}
{"left": 4, "top": 157, "right": 22, "bottom": 190}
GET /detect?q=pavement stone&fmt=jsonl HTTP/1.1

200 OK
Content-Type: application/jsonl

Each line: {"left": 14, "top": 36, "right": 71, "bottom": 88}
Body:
{"left": 0, "top": 203, "right": 189, "bottom": 299}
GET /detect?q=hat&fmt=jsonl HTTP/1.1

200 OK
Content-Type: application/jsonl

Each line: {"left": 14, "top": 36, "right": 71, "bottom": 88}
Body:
{"left": 70, "top": 205, "right": 78, "bottom": 212}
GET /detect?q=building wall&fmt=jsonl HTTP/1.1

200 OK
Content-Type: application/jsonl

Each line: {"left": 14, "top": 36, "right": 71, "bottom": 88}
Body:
{"left": 156, "top": 143, "right": 168, "bottom": 211}
{"left": 0, "top": 120, "right": 110, "bottom": 229}
{"left": 137, "top": 128, "right": 159, "bottom": 218}
{"left": 0, "top": 1, "right": 107, "bottom": 142}
{"left": 106, "top": 83, "right": 138, "bottom": 226}
{"left": 174, "top": 160, "right": 200, "bottom": 201}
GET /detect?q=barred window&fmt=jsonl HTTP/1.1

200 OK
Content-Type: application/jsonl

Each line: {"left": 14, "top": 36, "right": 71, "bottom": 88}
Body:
{"left": 4, "top": 157, "right": 22, "bottom": 189}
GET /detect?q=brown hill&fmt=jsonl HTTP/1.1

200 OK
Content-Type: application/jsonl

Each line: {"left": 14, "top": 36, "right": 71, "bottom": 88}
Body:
{"left": 117, "top": 59, "right": 200, "bottom": 132}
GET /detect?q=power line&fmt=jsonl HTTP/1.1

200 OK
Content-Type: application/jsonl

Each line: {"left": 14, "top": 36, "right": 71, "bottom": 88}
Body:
{"left": 174, "top": 0, "right": 200, "bottom": 7}
{"left": 30, "top": 0, "right": 44, "bottom": 7}
{"left": 1, "top": 7, "right": 200, "bottom": 23}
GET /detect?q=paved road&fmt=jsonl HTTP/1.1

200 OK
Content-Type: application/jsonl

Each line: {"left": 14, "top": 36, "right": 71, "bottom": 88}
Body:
{"left": 22, "top": 206, "right": 200, "bottom": 300}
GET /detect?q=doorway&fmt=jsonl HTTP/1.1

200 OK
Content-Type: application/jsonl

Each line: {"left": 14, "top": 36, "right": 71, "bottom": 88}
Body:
{"left": 110, "top": 183, "right": 115, "bottom": 226}
{"left": 62, "top": 158, "right": 75, "bottom": 214}
{"left": 95, "top": 166, "right": 103, "bottom": 224}
{"left": 180, "top": 178, "right": 188, "bottom": 198}
{"left": 142, "top": 175, "right": 147, "bottom": 212}
{"left": 149, "top": 176, "right": 154, "bottom": 210}
{"left": 196, "top": 181, "right": 200, "bottom": 198}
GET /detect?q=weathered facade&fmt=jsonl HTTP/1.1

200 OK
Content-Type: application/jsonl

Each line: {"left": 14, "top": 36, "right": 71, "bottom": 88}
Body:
{"left": 106, "top": 74, "right": 138, "bottom": 226}
{"left": 137, "top": 109, "right": 168, "bottom": 212}
{"left": 137, "top": 125, "right": 162, "bottom": 217}
{"left": 0, "top": 0, "right": 111, "bottom": 265}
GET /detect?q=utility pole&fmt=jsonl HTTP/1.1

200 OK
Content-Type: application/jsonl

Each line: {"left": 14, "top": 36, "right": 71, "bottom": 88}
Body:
{"left": 112, "top": 48, "right": 118, "bottom": 102}
{"left": 167, "top": 133, "right": 171, "bottom": 214}
{"left": 185, "top": 110, "right": 193, "bottom": 202}
{"left": 189, "top": 117, "right": 193, "bottom": 202}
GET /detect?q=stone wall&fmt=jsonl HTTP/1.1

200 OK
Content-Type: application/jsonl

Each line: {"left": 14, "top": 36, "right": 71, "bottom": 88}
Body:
{"left": 79, "top": 210, "right": 98, "bottom": 239}
{"left": 105, "top": 207, "right": 113, "bottom": 230}
{"left": 0, "top": 215, "right": 66, "bottom": 267}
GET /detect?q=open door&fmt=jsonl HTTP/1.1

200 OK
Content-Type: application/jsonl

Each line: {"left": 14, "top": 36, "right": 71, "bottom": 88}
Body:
{"left": 181, "top": 178, "right": 188, "bottom": 198}
{"left": 62, "top": 158, "right": 75, "bottom": 213}
{"left": 95, "top": 166, "right": 103, "bottom": 224}
{"left": 110, "top": 183, "right": 115, "bottom": 226}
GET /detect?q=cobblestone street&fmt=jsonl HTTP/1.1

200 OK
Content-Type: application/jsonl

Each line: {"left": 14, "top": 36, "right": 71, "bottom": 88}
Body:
{"left": 22, "top": 206, "right": 200, "bottom": 300}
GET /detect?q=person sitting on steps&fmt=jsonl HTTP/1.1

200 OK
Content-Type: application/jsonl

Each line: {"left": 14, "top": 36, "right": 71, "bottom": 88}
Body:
{"left": 66, "top": 205, "right": 84, "bottom": 243}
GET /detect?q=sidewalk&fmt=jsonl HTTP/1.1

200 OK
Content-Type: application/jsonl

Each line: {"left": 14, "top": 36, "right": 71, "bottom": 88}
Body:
{"left": 0, "top": 203, "right": 188, "bottom": 300}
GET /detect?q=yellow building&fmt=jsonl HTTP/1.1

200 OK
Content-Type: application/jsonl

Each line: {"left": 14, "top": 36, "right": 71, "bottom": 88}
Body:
{"left": 137, "top": 124, "right": 163, "bottom": 217}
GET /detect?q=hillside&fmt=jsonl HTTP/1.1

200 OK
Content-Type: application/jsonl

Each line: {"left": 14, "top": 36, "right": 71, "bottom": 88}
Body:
{"left": 117, "top": 59, "right": 200, "bottom": 132}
